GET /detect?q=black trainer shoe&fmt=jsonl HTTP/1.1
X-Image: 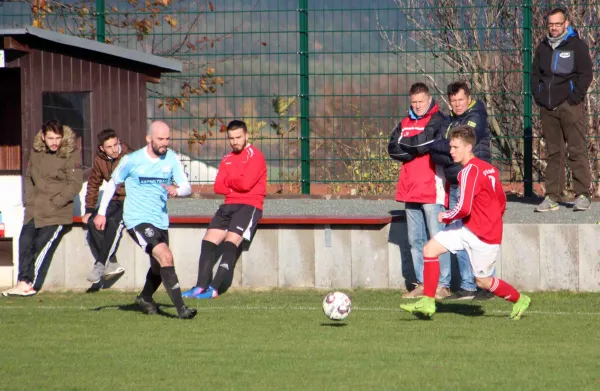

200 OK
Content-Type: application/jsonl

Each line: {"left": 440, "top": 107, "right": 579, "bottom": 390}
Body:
{"left": 178, "top": 306, "right": 198, "bottom": 320}
{"left": 135, "top": 295, "right": 158, "bottom": 315}
{"left": 473, "top": 289, "right": 495, "bottom": 301}
{"left": 444, "top": 289, "right": 476, "bottom": 300}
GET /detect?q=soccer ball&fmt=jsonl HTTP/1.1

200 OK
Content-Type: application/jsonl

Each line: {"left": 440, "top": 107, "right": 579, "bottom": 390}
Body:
{"left": 322, "top": 291, "right": 352, "bottom": 321}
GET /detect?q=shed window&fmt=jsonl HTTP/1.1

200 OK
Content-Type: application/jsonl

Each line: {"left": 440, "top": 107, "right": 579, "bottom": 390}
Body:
{"left": 42, "top": 92, "right": 92, "bottom": 170}
{"left": 0, "top": 68, "right": 21, "bottom": 173}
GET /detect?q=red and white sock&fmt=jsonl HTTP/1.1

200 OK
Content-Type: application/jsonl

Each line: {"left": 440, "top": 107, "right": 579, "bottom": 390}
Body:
{"left": 488, "top": 277, "right": 520, "bottom": 303}
{"left": 423, "top": 256, "right": 440, "bottom": 298}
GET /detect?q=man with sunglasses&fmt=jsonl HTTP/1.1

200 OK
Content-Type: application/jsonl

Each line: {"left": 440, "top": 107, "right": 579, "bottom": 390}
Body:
{"left": 531, "top": 7, "right": 593, "bottom": 212}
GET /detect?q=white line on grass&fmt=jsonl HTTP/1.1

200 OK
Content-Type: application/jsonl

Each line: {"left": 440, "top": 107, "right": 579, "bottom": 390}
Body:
{"left": 0, "top": 304, "right": 599, "bottom": 317}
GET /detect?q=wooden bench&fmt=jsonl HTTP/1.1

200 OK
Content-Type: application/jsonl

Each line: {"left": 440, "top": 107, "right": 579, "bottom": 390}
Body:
{"left": 73, "top": 214, "right": 404, "bottom": 225}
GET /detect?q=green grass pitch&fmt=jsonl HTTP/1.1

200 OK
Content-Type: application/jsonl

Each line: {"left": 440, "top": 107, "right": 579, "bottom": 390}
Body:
{"left": 1, "top": 290, "right": 599, "bottom": 390}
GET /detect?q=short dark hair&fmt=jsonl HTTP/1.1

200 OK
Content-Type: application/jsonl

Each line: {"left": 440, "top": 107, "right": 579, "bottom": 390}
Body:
{"left": 409, "top": 82, "right": 430, "bottom": 96}
{"left": 227, "top": 120, "right": 247, "bottom": 133}
{"left": 41, "top": 119, "right": 64, "bottom": 136}
{"left": 548, "top": 7, "right": 567, "bottom": 19}
{"left": 449, "top": 125, "right": 476, "bottom": 147}
{"left": 97, "top": 128, "right": 118, "bottom": 145}
{"left": 447, "top": 81, "right": 471, "bottom": 98}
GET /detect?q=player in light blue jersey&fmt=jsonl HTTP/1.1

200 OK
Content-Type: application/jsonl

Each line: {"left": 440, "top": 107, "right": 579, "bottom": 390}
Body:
{"left": 94, "top": 121, "right": 196, "bottom": 319}
{"left": 109, "top": 140, "right": 186, "bottom": 231}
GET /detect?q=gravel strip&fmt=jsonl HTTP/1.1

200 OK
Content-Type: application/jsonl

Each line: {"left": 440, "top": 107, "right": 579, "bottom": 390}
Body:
{"left": 167, "top": 197, "right": 599, "bottom": 224}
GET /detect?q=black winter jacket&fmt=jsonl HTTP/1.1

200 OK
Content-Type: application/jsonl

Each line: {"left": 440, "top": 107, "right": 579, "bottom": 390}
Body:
{"left": 427, "top": 100, "right": 491, "bottom": 184}
{"left": 531, "top": 26, "right": 593, "bottom": 110}
{"left": 387, "top": 100, "right": 446, "bottom": 162}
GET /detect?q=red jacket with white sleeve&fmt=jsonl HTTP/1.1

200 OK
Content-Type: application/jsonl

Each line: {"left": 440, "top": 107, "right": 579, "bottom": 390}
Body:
{"left": 441, "top": 157, "right": 506, "bottom": 244}
{"left": 213, "top": 144, "right": 267, "bottom": 210}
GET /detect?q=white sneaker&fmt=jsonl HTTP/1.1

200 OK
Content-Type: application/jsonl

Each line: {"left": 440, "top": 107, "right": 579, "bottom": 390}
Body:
{"left": 2, "top": 281, "right": 37, "bottom": 297}
{"left": 103, "top": 262, "right": 125, "bottom": 280}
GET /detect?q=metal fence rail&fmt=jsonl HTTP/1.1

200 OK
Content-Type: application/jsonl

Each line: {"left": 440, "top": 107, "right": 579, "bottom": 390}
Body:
{"left": 2, "top": 0, "right": 600, "bottom": 196}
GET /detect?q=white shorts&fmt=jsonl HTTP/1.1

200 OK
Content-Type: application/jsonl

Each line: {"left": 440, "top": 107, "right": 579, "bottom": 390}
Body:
{"left": 433, "top": 222, "right": 499, "bottom": 278}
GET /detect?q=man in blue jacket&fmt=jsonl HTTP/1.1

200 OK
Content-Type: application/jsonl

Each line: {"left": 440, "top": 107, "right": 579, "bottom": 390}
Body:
{"left": 531, "top": 7, "right": 593, "bottom": 212}
{"left": 428, "top": 81, "right": 493, "bottom": 301}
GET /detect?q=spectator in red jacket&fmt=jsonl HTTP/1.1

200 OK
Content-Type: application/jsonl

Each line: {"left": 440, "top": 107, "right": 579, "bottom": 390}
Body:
{"left": 183, "top": 120, "right": 267, "bottom": 299}
{"left": 388, "top": 83, "right": 451, "bottom": 300}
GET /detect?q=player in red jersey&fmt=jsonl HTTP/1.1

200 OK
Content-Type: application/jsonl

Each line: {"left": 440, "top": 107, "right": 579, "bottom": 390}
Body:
{"left": 400, "top": 125, "right": 531, "bottom": 319}
{"left": 183, "top": 120, "right": 267, "bottom": 299}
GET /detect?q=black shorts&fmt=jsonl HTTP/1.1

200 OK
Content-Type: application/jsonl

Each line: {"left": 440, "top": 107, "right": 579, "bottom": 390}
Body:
{"left": 128, "top": 223, "right": 169, "bottom": 254}
{"left": 208, "top": 204, "right": 262, "bottom": 241}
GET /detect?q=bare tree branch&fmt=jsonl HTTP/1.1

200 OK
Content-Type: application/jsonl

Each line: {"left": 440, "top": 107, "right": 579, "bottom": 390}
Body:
{"left": 378, "top": 0, "right": 600, "bottom": 192}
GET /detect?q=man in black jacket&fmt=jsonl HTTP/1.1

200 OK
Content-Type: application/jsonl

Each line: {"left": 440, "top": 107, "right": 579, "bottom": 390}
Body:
{"left": 428, "top": 81, "right": 492, "bottom": 301}
{"left": 531, "top": 7, "right": 593, "bottom": 212}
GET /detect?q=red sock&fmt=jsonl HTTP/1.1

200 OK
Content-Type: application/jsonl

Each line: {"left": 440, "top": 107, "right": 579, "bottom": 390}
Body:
{"left": 423, "top": 257, "right": 440, "bottom": 298}
{"left": 489, "top": 277, "right": 520, "bottom": 303}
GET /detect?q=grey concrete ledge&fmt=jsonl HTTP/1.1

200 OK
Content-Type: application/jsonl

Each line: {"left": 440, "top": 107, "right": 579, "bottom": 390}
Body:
{"left": 12, "top": 221, "right": 600, "bottom": 293}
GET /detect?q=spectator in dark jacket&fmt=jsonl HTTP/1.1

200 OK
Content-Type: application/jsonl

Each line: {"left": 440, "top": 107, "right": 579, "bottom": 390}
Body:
{"left": 427, "top": 81, "right": 492, "bottom": 301}
{"left": 428, "top": 82, "right": 491, "bottom": 184}
{"left": 531, "top": 7, "right": 593, "bottom": 212}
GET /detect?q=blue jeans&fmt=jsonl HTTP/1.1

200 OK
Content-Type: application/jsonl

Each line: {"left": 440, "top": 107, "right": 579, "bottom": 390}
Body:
{"left": 449, "top": 184, "right": 480, "bottom": 291}
{"left": 405, "top": 202, "right": 451, "bottom": 288}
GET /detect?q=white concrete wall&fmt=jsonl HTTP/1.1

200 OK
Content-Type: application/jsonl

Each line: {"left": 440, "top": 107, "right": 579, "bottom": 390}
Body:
{"left": 175, "top": 152, "right": 218, "bottom": 184}
{"left": 0, "top": 176, "right": 23, "bottom": 286}
{"left": 0, "top": 175, "right": 24, "bottom": 237}
{"left": 3, "top": 222, "right": 599, "bottom": 292}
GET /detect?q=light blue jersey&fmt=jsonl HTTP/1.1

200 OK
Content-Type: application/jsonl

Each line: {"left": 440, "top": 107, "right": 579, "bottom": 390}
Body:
{"left": 111, "top": 148, "right": 188, "bottom": 230}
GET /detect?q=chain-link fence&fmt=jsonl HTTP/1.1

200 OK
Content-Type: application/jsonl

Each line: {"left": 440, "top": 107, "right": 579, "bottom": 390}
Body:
{"left": 2, "top": 0, "right": 600, "bottom": 196}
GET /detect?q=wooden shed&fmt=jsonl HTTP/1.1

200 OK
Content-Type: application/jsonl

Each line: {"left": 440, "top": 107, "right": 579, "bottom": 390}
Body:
{"left": 0, "top": 26, "right": 181, "bottom": 174}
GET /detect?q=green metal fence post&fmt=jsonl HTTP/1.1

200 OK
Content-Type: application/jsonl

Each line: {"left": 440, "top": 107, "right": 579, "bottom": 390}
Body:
{"left": 298, "top": 0, "right": 310, "bottom": 194}
{"left": 96, "top": 0, "right": 105, "bottom": 43}
{"left": 523, "top": 0, "right": 533, "bottom": 197}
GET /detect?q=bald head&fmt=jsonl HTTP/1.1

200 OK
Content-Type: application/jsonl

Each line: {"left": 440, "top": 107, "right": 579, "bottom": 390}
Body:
{"left": 146, "top": 120, "right": 170, "bottom": 157}
{"left": 147, "top": 120, "right": 170, "bottom": 136}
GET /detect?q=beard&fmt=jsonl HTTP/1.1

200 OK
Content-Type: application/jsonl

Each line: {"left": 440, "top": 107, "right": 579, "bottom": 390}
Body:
{"left": 152, "top": 142, "right": 168, "bottom": 156}
{"left": 45, "top": 142, "right": 60, "bottom": 152}
{"left": 232, "top": 140, "right": 247, "bottom": 153}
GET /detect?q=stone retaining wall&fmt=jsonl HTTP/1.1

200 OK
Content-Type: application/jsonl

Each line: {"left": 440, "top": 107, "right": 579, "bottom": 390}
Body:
{"left": 8, "top": 222, "right": 599, "bottom": 293}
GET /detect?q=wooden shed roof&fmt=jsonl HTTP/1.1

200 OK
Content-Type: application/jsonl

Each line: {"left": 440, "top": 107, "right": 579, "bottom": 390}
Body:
{"left": 0, "top": 26, "right": 181, "bottom": 73}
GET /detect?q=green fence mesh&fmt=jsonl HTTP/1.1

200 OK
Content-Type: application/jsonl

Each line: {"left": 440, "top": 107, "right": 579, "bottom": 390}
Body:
{"left": 1, "top": 0, "right": 600, "bottom": 196}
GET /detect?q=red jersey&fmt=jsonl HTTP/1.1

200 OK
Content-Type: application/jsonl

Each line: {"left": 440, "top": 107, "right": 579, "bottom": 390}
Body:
{"left": 213, "top": 144, "right": 267, "bottom": 210}
{"left": 441, "top": 157, "right": 506, "bottom": 244}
